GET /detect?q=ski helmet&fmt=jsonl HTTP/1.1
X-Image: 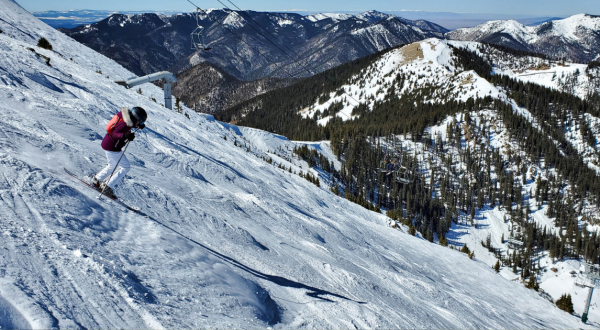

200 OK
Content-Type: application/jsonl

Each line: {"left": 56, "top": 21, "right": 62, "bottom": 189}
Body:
{"left": 130, "top": 106, "right": 147, "bottom": 124}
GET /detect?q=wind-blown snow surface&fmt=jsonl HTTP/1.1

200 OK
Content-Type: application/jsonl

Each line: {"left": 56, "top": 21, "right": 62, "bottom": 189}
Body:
{"left": 0, "top": 1, "right": 589, "bottom": 328}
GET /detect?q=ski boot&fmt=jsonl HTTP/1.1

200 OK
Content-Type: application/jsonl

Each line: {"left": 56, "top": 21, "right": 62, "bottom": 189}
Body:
{"left": 90, "top": 176, "right": 100, "bottom": 188}
{"left": 100, "top": 183, "right": 117, "bottom": 199}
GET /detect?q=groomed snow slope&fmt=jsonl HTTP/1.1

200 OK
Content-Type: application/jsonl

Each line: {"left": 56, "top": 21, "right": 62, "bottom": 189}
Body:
{"left": 0, "top": 1, "right": 590, "bottom": 328}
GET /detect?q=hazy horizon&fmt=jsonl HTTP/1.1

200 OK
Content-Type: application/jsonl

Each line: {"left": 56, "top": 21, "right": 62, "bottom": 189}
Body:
{"left": 30, "top": 6, "right": 572, "bottom": 30}
{"left": 19, "top": 0, "right": 599, "bottom": 18}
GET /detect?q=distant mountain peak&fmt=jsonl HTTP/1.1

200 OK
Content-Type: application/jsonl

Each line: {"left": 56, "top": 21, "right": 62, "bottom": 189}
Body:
{"left": 446, "top": 13, "right": 600, "bottom": 62}
{"left": 306, "top": 12, "right": 353, "bottom": 22}
{"left": 355, "top": 10, "right": 392, "bottom": 23}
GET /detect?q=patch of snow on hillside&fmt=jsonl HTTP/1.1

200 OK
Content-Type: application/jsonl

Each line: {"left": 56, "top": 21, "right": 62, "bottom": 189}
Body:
{"left": 306, "top": 13, "right": 352, "bottom": 22}
{"left": 223, "top": 12, "right": 245, "bottom": 29}
{"left": 511, "top": 64, "right": 589, "bottom": 98}
{"left": 302, "top": 39, "right": 517, "bottom": 125}
{"left": 450, "top": 20, "right": 538, "bottom": 44}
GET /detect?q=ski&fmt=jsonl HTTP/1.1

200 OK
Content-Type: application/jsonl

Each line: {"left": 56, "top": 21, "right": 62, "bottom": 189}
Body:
{"left": 63, "top": 167, "right": 141, "bottom": 213}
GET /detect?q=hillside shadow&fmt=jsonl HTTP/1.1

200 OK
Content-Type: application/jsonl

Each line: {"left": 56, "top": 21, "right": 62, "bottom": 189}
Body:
{"left": 446, "top": 223, "right": 471, "bottom": 246}
{"left": 0, "top": 294, "right": 33, "bottom": 330}
{"left": 137, "top": 210, "right": 365, "bottom": 305}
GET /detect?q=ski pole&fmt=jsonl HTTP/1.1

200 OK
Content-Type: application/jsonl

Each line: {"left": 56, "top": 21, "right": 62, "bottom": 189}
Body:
{"left": 98, "top": 128, "right": 138, "bottom": 199}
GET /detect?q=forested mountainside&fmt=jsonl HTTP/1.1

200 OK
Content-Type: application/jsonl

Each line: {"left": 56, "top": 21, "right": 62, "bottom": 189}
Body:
{"left": 59, "top": 10, "right": 445, "bottom": 79}
{"left": 172, "top": 62, "right": 295, "bottom": 114}
{"left": 446, "top": 14, "right": 600, "bottom": 64}
{"left": 217, "top": 39, "right": 600, "bottom": 319}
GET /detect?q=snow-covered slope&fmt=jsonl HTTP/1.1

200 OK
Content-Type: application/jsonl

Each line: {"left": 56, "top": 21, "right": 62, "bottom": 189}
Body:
{"left": 446, "top": 14, "right": 600, "bottom": 63}
{"left": 448, "top": 20, "right": 538, "bottom": 44}
{"left": 302, "top": 39, "right": 505, "bottom": 125}
{"left": 306, "top": 12, "right": 353, "bottom": 22}
{"left": 0, "top": 1, "right": 590, "bottom": 328}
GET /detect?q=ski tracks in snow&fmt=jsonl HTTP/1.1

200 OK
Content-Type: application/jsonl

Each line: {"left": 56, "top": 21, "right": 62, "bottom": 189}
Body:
{"left": 0, "top": 154, "right": 162, "bottom": 328}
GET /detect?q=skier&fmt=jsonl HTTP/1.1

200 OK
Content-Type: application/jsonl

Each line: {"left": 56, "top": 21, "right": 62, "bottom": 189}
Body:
{"left": 383, "top": 153, "right": 391, "bottom": 164}
{"left": 387, "top": 157, "right": 398, "bottom": 173}
{"left": 380, "top": 153, "right": 391, "bottom": 172}
{"left": 91, "top": 107, "right": 147, "bottom": 198}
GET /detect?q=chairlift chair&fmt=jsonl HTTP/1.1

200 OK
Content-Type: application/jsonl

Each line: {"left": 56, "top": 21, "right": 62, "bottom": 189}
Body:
{"left": 392, "top": 155, "right": 413, "bottom": 184}
{"left": 395, "top": 167, "right": 413, "bottom": 184}
{"left": 378, "top": 156, "right": 413, "bottom": 184}
{"left": 191, "top": 8, "right": 212, "bottom": 51}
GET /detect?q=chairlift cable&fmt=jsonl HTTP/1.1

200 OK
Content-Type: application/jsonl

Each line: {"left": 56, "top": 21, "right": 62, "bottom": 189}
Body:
{"left": 217, "top": 0, "right": 315, "bottom": 76}
{"left": 269, "top": 17, "right": 407, "bottom": 82}
{"left": 187, "top": 0, "right": 301, "bottom": 80}
{"left": 192, "top": 0, "right": 405, "bottom": 108}
{"left": 189, "top": 1, "right": 413, "bottom": 115}
{"left": 214, "top": 0, "right": 399, "bottom": 107}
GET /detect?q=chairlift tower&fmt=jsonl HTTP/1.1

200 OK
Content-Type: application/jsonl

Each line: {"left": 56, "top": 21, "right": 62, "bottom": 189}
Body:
{"left": 577, "top": 262, "right": 600, "bottom": 323}
{"left": 115, "top": 71, "right": 178, "bottom": 110}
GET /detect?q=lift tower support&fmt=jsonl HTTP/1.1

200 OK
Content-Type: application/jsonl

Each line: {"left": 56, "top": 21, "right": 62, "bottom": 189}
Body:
{"left": 115, "top": 71, "right": 177, "bottom": 110}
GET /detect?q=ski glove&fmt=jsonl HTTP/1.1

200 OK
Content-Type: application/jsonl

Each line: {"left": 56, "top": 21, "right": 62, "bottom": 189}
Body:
{"left": 125, "top": 132, "right": 135, "bottom": 141}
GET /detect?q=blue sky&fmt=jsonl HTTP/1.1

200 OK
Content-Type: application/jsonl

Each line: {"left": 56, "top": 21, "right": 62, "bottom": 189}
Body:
{"left": 19, "top": 0, "right": 600, "bottom": 17}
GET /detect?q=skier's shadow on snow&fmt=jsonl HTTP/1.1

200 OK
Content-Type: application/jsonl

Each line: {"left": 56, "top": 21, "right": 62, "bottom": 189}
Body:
{"left": 141, "top": 211, "right": 365, "bottom": 304}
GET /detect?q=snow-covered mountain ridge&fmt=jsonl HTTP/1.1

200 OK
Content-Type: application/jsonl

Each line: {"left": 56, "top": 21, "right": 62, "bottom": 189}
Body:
{"left": 297, "top": 39, "right": 598, "bottom": 123}
{"left": 59, "top": 9, "right": 447, "bottom": 80}
{"left": 0, "top": 1, "right": 589, "bottom": 328}
{"left": 446, "top": 14, "right": 600, "bottom": 63}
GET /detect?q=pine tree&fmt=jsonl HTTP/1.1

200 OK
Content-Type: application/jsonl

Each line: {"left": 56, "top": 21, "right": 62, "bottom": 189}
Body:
{"left": 556, "top": 294, "right": 574, "bottom": 314}
{"left": 494, "top": 260, "right": 500, "bottom": 273}
{"left": 526, "top": 275, "right": 539, "bottom": 291}
{"left": 439, "top": 234, "right": 448, "bottom": 246}
{"left": 409, "top": 224, "right": 416, "bottom": 236}
{"left": 175, "top": 98, "right": 182, "bottom": 113}
{"left": 426, "top": 230, "right": 434, "bottom": 242}
{"left": 461, "top": 244, "right": 470, "bottom": 255}
{"left": 37, "top": 37, "right": 52, "bottom": 50}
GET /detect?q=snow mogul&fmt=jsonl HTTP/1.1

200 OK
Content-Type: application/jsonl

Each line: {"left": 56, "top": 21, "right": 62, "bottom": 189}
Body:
{"left": 91, "top": 107, "right": 147, "bottom": 198}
